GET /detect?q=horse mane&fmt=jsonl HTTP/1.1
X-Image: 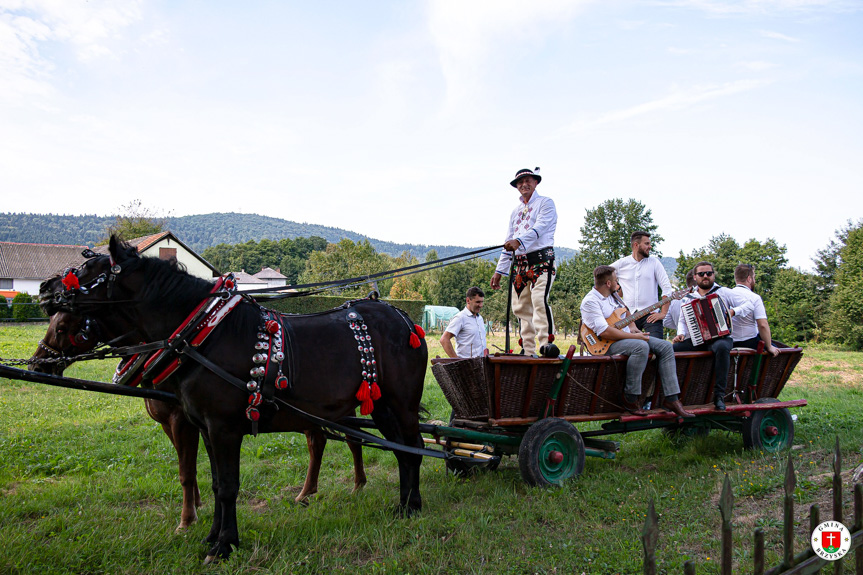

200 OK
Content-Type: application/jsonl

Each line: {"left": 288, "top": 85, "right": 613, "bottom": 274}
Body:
{"left": 115, "top": 240, "right": 215, "bottom": 312}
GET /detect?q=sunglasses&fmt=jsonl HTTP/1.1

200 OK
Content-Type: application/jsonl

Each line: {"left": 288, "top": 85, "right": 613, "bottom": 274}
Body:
{"left": 696, "top": 271, "right": 715, "bottom": 277}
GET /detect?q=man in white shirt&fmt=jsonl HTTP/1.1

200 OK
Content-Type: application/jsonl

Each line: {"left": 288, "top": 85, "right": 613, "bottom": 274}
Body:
{"left": 611, "top": 231, "right": 673, "bottom": 340}
{"left": 490, "top": 168, "right": 558, "bottom": 357}
{"left": 580, "top": 265, "right": 694, "bottom": 418}
{"left": 672, "top": 261, "right": 755, "bottom": 410}
{"left": 663, "top": 269, "right": 696, "bottom": 335}
{"left": 441, "top": 287, "right": 487, "bottom": 359}
{"left": 728, "top": 264, "right": 779, "bottom": 357}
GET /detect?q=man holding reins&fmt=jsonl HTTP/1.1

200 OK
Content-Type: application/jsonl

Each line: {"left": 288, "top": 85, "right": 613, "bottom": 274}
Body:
{"left": 490, "top": 168, "right": 558, "bottom": 357}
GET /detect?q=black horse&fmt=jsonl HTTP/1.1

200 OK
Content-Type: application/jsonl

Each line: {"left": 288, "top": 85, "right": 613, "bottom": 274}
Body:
{"left": 40, "top": 236, "right": 427, "bottom": 562}
{"left": 28, "top": 312, "right": 368, "bottom": 531}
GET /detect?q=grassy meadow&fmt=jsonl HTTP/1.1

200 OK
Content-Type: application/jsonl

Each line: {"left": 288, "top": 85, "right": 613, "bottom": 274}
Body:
{"left": 1, "top": 322, "right": 862, "bottom": 574}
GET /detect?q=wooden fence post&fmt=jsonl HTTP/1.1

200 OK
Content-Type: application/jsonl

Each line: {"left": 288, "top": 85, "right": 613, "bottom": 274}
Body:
{"left": 783, "top": 452, "right": 796, "bottom": 570}
{"left": 854, "top": 483, "right": 862, "bottom": 575}
{"left": 642, "top": 498, "right": 658, "bottom": 575}
{"left": 834, "top": 436, "right": 844, "bottom": 575}
{"left": 719, "top": 474, "right": 734, "bottom": 575}
{"left": 754, "top": 528, "right": 765, "bottom": 575}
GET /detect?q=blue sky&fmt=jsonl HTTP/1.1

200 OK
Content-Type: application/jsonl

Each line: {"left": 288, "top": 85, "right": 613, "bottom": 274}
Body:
{"left": 1, "top": 1, "right": 861, "bottom": 270}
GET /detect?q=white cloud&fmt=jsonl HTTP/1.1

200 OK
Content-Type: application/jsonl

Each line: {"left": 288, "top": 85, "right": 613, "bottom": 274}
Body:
{"left": 426, "top": 0, "right": 593, "bottom": 110}
{"left": 652, "top": 0, "right": 861, "bottom": 15}
{"left": 567, "top": 79, "right": 770, "bottom": 131}
{"left": 736, "top": 60, "right": 777, "bottom": 70}
{"left": 759, "top": 29, "right": 800, "bottom": 42}
{"left": 0, "top": 0, "right": 142, "bottom": 104}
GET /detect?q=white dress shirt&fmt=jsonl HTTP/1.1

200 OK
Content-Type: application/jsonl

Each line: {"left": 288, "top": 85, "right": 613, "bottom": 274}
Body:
{"left": 676, "top": 284, "right": 755, "bottom": 340}
{"left": 495, "top": 192, "right": 557, "bottom": 275}
{"left": 580, "top": 288, "right": 630, "bottom": 337}
{"left": 610, "top": 255, "right": 673, "bottom": 312}
{"left": 727, "top": 284, "right": 768, "bottom": 341}
{"left": 663, "top": 299, "right": 682, "bottom": 331}
{"left": 444, "top": 307, "right": 487, "bottom": 358}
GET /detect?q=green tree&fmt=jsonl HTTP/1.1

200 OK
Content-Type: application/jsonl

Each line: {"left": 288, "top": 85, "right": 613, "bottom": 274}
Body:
{"left": 0, "top": 298, "right": 10, "bottom": 319}
{"left": 827, "top": 223, "right": 863, "bottom": 350}
{"left": 11, "top": 292, "right": 43, "bottom": 321}
{"left": 100, "top": 199, "right": 169, "bottom": 244}
{"left": 813, "top": 219, "right": 862, "bottom": 296}
{"left": 766, "top": 268, "right": 823, "bottom": 344}
{"left": 579, "top": 198, "right": 664, "bottom": 266}
{"left": 676, "top": 235, "right": 787, "bottom": 297}
{"left": 300, "top": 239, "right": 391, "bottom": 297}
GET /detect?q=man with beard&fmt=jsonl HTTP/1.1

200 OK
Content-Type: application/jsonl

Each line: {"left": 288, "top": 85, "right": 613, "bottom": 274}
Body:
{"left": 672, "top": 261, "right": 755, "bottom": 410}
{"left": 610, "top": 231, "right": 673, "bottom": 340}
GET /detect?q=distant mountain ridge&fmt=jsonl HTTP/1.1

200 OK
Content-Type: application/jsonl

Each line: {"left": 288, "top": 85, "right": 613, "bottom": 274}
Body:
{"left": 0, "top": 211, "right": 579, "bottom": 261}
{"left": 0, "top": 212, "right": 678, "bottom": 276}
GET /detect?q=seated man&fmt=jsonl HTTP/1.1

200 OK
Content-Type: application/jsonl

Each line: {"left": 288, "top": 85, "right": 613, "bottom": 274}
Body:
{"left": 672, "top": 261, "right": 754, "bottom": 410}
{"left": 580, "top": 265, "right": 693, "bottom": 418}
{"left": 440, "top": 286, "right": 487, "bottom": 358}
{"left": 728, "top": 264, "right": 779, "bottom": 356}
{"left": 663, "top": 269, "right": 696, "bottom": 335}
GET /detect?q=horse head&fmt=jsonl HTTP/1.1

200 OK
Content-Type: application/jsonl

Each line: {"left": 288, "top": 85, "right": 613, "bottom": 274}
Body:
{"left": 28, "top": 312, "right": 99, "bottom": 375}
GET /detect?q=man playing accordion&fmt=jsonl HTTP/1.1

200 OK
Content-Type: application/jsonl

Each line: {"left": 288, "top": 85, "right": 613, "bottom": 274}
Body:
{"left": 672, "top": 261, "right": 755, "bottom": 410}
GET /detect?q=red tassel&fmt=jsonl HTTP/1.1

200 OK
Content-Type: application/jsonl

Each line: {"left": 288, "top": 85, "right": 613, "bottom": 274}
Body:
{"left": 62, "top": 271, "right": 80, "bottom": 290}
{"left": 409, "top": 332, "right": 420, "bottom": 348}
{"left": 548, "top": 334, "right": 555, "bottom": 343}
{"left": 370, "top": 381, "right": 381, "bottom": 400}
{"left": 356, "top": 380, "right": 370, "bottom": 401}
{"left": 518, "top": 338, "right": 523, "bottom": 347}
{"left": 414, "top": 324, "right": 425, "bottom": 339}
{"left": 360, "top": 398, "right": 374, "bottom": 415}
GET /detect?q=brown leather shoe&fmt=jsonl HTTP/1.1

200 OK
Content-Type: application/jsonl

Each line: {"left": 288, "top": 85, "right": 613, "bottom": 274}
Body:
{"left": 622, "top": 398, "right": 649, "bottom": 416}
{"left": 663, "top": 399, "right": 695, "bottom": 418}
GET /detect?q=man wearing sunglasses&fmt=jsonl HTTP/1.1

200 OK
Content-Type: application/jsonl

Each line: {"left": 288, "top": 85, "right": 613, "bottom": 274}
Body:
{"left": 672, "top": 262, "right": 755, "bottom": 410}
{"left": 727, "top": 264, "right": 780, "bottom": 357}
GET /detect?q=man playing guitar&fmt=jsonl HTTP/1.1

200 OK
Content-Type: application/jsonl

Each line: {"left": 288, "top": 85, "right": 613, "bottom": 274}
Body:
{"left": 580, "top": 265, "right": 694, "bottom": 418}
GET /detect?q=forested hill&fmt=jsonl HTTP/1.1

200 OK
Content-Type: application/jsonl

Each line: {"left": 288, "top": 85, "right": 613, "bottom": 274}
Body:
{"left": 0, "top": 211, "right": 580, "bottom": 262}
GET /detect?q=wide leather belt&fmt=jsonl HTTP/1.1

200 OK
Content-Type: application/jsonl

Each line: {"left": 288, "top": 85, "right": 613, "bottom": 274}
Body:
{"left": 521, "top": 247, "right": 555, "bottom": 266}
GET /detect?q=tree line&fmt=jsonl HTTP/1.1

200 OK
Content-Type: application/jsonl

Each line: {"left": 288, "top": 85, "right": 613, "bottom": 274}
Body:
{"left": 71, "top": 199, "right": 862, "bottom": 351}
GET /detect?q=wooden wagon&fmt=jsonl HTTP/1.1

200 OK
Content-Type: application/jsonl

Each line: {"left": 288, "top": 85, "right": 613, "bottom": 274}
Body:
{"left": 428, "top": 344, "right": 805, "bottom": 486}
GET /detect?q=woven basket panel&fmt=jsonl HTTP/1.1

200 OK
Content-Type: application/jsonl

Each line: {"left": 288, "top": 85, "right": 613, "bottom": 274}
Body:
{"left": 759, "top": 353, "right": 800, "bottom": 398}
{"left": 677, "top": 356, "right": 715, "bottom": 405}
{"left": 560, "top": 362, "right": 604, "bottom": 415}
{"left": 496, "top": 363, "right": 560, "bottom": 419}
{"left": 431, "top": 358, "right": 488, "bottom": 420}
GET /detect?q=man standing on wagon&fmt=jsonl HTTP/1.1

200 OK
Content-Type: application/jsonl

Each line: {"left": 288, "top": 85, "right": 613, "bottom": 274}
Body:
{"left": 490, "top": 167, "right": 558, "bottom": 358}
{"left": 611, "top": 231, "right": 674, "bottom": 340}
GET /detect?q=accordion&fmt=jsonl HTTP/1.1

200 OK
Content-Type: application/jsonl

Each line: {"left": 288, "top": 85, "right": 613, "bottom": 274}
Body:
{"left": 681, "top": 293, "right": 731, "bottom": 345}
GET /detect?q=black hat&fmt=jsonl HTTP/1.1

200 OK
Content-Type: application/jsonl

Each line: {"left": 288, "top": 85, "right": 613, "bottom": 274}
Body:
{"left": 510, "top": 167, "right": 541, "bottom": 188}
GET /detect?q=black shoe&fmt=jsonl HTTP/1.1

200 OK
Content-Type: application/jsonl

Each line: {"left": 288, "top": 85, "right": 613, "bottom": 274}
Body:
{"left": 539, "top": 344, "right": 560, "bottom": 358}
{"left": 714, "top": 395, "right": 726, "bottom": 411}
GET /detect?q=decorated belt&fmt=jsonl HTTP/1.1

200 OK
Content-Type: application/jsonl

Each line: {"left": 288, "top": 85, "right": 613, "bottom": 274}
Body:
{"left": 516, "top": 247, "right": 555, "bottom": 267}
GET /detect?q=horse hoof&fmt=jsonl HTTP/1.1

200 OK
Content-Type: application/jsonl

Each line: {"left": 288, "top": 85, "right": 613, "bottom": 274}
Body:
{"left": 203, "top": 554, "right": 218, "bottom": 565}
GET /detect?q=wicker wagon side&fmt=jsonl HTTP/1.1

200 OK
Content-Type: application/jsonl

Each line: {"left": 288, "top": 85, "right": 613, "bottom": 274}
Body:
{"left": 431, "top": 357, "right": 489, "bottom": 420}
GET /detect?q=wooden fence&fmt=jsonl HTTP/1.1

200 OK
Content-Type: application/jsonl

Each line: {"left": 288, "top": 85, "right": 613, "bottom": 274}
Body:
{"left": 641, "top": 437, "right": 863, "bottom": 574}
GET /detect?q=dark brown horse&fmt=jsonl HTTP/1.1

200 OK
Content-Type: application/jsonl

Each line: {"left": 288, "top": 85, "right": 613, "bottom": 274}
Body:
{"left": 40, "top": 236, "right": 426, "bottom": 562}
{"left": 30, "top": 308, "right": 368, "bottom": 530}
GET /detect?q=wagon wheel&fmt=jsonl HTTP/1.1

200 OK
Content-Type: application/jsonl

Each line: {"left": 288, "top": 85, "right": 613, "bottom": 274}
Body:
{"left": 742, "top": 398, "right": 794, "bottom": 452}
{"left": 518, "top": 418, "right": 585, "bottom": 487}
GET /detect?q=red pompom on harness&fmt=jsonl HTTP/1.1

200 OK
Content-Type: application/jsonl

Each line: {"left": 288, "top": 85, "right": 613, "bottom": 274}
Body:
{"left": 409, "top": 323, "right": 425, "bottom": 348}
{"left": 62, "top": 271, "right": 80, "bottom": 291}
{"left": 348, "top": 309, "right": 380, "bottom": 415}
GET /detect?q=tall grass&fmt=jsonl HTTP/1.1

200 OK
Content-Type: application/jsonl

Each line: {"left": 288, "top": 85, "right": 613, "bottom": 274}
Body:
{"left": 1, "top": 324, "right": 861, "bottom": 574}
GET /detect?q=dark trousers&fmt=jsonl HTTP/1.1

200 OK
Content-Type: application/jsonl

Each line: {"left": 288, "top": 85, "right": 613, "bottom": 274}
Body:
{"left": 673, "top": 335, "right": 733, "bottom": 396}
{"left": 734, "top": 336, "right": 762, "bottom": 350}
{"left": 635, "top": 315, "right": 664, "bottom": 340}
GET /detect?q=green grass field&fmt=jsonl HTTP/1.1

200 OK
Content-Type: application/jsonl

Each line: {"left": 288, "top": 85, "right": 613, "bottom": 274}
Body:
{"left": 1, "top": 323, "right": 862, "bottom": 574}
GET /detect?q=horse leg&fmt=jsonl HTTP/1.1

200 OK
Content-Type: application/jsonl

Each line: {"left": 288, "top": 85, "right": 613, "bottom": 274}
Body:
{"left": 347, "top": 437, "right": 366, "bottom": 494}
{"left": 370, "top": 403, "right": 422, "bottom": 516}
{"left": 200, "top": 431, "right": 222, "bottom": 546}
{"left": 170, "top": 409, "right": 201, "bottom": 531}
{"left": 295, "top": 429, "right": 325, "bottom": 504}
{"left": 203, "top": 429, "right": 243, "bottom": 563}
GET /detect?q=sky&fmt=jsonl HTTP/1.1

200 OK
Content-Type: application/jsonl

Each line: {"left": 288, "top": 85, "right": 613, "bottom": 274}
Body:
{"left": 1, "top": 0, "right": 861, "bottom": 270}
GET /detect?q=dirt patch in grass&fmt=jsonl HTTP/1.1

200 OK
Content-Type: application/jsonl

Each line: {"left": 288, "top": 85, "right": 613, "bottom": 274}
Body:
{"left": 789, "top": 357, "right": 862, "bottom": 387}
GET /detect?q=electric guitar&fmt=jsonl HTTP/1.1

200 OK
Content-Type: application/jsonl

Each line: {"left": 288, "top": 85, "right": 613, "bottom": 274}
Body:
{"left": 578, "top": 288, "right": 691, "bottom": 355}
